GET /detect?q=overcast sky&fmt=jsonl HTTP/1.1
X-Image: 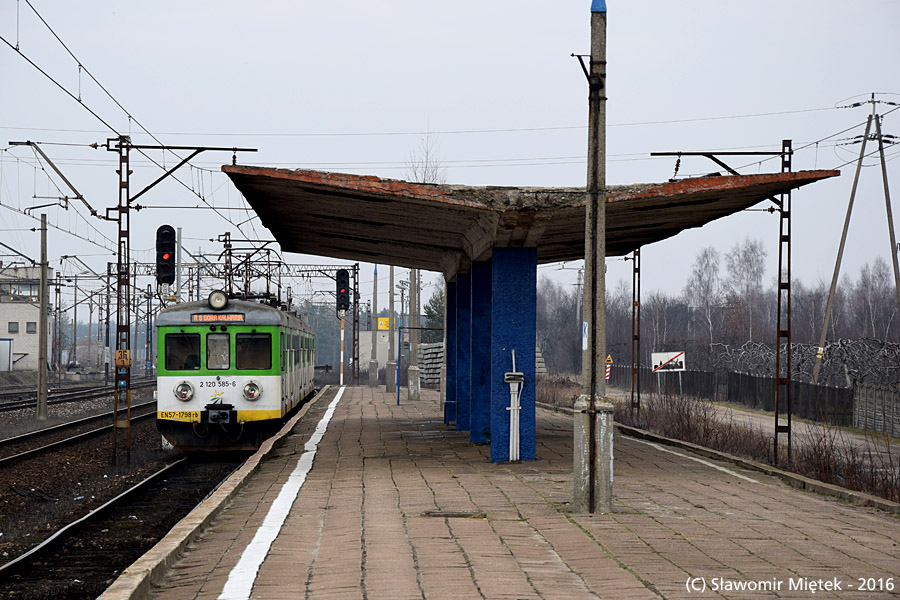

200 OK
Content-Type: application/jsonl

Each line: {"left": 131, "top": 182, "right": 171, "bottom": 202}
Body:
{"left": 2, "top": 0, "right": 899, "bottom": 315}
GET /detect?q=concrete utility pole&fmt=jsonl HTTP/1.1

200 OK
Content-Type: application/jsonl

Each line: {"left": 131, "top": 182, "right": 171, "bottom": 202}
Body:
{"left": 874, "top": 114, "right": 900, "bottom": 325}
{"left": 369, "top": 265, "right": 379, "bottom": 387}
{"left": 574, "top": 0, "right": 613, "bottom": 514}
{"left": 37, "top": 214, "right": 49, "bottom": 421}
{"left": 105, "top": 263, "right": 111, "bottom": 385}
{"left": 72, "top": 273, "right": 77, "bottom": 367}
{"left": 387, "top": 265, "right": 397, "bottom": 392}
{"left": 55, "top": 272, "right": 61, "bottom": 386}
{"left": 88, "top": 294, "right": 94, "bottom": 368}
{"left": 176, "top": 226, "right": 183, "bottom": 303}
{"left": 408, "top": 268, "right": 421, "bottom": 401}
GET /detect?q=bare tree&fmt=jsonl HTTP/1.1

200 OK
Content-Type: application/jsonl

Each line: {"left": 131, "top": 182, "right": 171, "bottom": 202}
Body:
{"left": 683, "top": 246, "right": 723, "bottom": 344}
{"left": 724, "top": 237, "right": 767, "bottom": 341}
{"left": 405, "top": 131, "right": 447, "bottom": 184}
{"left": 605, "top": 279, "right": 632, "bottom": 362}
{"left": 850, "top": 257, "right": 898, "bottom": 340}
{"left": 643, "top": 290, "right": 691, "bottom": 359}
{"left": 536, "top": 278, "right": 581, "bottom": 374}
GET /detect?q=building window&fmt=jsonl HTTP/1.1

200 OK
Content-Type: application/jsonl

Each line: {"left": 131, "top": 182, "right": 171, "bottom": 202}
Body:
{"left": 8, "top": 322, "right": 19, "bottom": 334}
{"left": 26, "top": 322, "right": 37, "bottom": 334}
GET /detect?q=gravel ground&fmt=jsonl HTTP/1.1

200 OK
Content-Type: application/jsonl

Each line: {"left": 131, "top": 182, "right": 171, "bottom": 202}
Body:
{"left": 0, "top": 389, "right": 173, "bottom": 565}
{"left": 1, "top": 388, "right": 154, "bottom": 439}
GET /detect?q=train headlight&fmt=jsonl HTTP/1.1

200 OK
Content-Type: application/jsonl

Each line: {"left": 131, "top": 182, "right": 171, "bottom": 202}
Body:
{"left": 243, "top": 380, "right": 262, "bottom": 401}
{"left": 174, "top": 381, "right": 194, "bottom": 402}
{"left": 208, "top": 289, "right": 228, "bottom": 310}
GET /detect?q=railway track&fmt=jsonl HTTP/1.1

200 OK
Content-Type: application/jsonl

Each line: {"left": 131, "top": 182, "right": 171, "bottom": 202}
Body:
{"left": 0, "top": 379, "right": 155, "bottom": 413}
{"left": 0, "top": 455, "right": 244, "bottom": 599}
{"left": 0, "top": 400, "right": 157, "bottom": 465}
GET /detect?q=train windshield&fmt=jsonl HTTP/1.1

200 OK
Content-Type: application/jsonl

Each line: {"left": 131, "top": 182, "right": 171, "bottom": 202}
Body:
{"left": 236, "top": 332, "right": 271, "bottom": 370}
{"left": 165, "top": 333, "right": 201, "bottom": 370}
{"left": 207, "top": 333, "right": 230, "bottom": 370}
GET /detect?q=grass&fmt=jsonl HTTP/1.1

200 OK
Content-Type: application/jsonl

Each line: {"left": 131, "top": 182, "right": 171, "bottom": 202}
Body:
{"left": 535, "top": 375, "right": 900, "bottom": 504}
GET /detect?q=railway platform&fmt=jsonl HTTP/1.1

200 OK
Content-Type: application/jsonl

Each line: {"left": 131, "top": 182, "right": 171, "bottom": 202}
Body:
{"left": 105, "top": 385, "right": 899, "bottom": 600}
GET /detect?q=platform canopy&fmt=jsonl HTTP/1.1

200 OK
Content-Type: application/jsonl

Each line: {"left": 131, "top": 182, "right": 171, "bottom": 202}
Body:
{"left": 223, "top": 165, "right": 839, "bottom": 279}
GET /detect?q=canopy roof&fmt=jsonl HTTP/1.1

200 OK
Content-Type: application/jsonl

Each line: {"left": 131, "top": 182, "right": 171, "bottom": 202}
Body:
{"left": 223, "top": 165, "right": 838, "bottom": 278}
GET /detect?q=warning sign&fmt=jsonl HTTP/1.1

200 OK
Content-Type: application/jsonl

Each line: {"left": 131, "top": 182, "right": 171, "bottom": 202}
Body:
{"left": 651, "top": 351, "right": 686, "bottom": 373}
{"left": 606, "top": 354, "right": 613, "bottom": 364}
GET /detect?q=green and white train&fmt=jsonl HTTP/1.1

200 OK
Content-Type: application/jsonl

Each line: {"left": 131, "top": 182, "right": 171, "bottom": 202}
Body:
{"left": 155, "top": 290, "right": 315, "bottom": 451}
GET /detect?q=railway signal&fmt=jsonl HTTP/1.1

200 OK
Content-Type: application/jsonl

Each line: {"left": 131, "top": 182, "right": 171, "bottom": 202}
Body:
{"left": 156, "top": 225, "right": 176, "bottom": 285}
{"left": 336, "top": 269, "right": 350, "bottom": 312}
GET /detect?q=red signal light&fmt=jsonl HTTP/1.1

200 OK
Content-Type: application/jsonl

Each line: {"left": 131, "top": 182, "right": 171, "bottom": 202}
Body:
{"left": 336, "top": 269, "right": 350, "bottom": 312}
{"left": 162, "top": 252, "right": 171, "bottom": 260}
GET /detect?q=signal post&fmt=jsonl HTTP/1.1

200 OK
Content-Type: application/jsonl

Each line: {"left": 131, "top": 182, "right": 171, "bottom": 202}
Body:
{"left": 336, "top": 269, "right": 350, "bottom": 385}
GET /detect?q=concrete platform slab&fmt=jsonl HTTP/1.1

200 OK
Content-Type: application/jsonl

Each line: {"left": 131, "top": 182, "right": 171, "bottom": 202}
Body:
{"left": 110, "top": 386, "right": 898, "bottom": 599}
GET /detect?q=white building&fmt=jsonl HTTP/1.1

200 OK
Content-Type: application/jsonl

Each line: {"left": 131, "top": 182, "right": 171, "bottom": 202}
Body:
{"left": 0, "top": 266, "right": 53, "bottom": 372}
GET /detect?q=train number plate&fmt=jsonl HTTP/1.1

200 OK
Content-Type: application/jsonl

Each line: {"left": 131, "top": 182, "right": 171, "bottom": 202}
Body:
{"left": 198, "top": 380, "right": 237, "bottom": 388}
{"left": 159, "top": 410, "right": 200, "bottom": 422}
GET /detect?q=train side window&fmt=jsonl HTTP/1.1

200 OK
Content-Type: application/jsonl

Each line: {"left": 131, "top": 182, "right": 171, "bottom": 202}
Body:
{"left": 165, "top": 333, "right": 201, "bottom": 371}
{"left": 207, "top": 333, "right": 230, "bottom": 370}
{"left": 294, "top": 333, "right": 300, "bottom": 366}
{"left": 236, "top": 332, "right": 272, "bottom": 370}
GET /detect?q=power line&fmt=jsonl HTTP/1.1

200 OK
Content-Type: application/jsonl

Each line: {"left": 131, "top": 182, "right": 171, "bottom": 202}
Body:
{"left": 0, "top": 33, "right": 122, "bottom": 136}
{"left": 0, "top": 107, "right": 841, "bottom": 139}
{"left": 2, "top": 10, "right": 262, "bottom": 241}
{"left": 0, "top": 199, "right": 116, "bottom": 254}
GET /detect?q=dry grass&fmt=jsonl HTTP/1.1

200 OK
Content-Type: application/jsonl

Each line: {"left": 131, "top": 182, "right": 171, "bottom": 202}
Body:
{"left": 536, "top": 375, "right": 582, "bottom": 409}
{"left": 613, "top": 391, "right": 900, "bottom": 504}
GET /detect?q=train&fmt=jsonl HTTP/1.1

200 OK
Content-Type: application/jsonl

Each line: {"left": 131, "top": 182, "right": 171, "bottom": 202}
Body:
{"left": 155, "top": 290, "right": 315, "bottom": 451}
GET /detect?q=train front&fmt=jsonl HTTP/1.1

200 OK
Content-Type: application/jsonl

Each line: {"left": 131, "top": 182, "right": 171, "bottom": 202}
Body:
{"left": 155, "top": 292, "right": 283, "bottom": 451}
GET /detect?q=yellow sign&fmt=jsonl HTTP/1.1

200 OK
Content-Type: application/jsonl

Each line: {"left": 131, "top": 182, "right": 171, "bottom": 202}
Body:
{"left": 158, "top": 410, "right": 200, "bottom": 422}
{"left": 606, "top": 354, "right": 613, "bottom": 364}
{"left": 378, "top": 317, "right": 390, "bottom": 331}
{"left": 115, "top": 349, "right": 131, "bottom": 367}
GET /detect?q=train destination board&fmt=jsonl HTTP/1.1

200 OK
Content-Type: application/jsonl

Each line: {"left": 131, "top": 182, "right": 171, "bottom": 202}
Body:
{"left": 191, "top": 313, "right": 246, "bottom": 323}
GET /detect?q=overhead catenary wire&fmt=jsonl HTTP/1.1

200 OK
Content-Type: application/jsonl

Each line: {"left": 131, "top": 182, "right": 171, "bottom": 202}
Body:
{"left": 0, "top": 106, "right": 842, "bottom": 139}
{"left": 4, "top": 5, "right": 896, "bottom": 266}
{"left": 0, "top": 199, "right": 115, "bottom": 255}
{"left": 1, "top": 13, "right": 261, "bottom": 242}
{"left": 0, "top": 149, "right": 117, "bottom": 248}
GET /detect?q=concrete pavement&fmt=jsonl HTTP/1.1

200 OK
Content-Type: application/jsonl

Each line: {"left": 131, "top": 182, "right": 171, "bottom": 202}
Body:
{"left": 112, "top": 385, "right": 899, "bottom": 599}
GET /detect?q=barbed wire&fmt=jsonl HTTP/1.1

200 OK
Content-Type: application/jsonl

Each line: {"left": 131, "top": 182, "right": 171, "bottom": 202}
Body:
{"left": 709, "top": 339, "right": 900, "bottom": 387}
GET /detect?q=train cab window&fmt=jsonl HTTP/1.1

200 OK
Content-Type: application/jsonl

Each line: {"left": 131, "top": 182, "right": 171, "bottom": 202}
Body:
{"left": 207, "top": 333, "right": 230, "bottom": 370}
{"left": 236, "top": 332, "right": 272, "bottom": 370}
{"left": 165, "top": 333, "right": 201, "bottom": 371}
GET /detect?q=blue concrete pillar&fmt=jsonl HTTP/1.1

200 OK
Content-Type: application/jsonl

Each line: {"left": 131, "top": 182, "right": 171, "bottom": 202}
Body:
{"left": 455, "top": 271, "right": 472, "bottom": 432}
{"left": 490, "top": 247, "right": 536, "bottom": 462}
{"left": 470, "top": 260, "right": 492, "bottom": 444}
{"left": 444, "top": 279, "right": 457, "bottom": 425}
